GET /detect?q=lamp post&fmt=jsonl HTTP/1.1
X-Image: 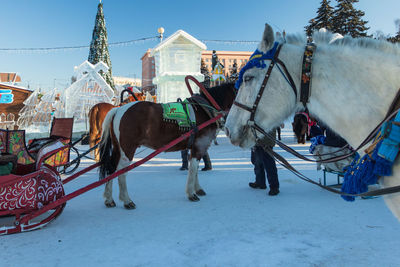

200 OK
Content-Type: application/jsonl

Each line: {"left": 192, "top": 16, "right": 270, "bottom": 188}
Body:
{"left": 157, "top": 27, "right": 165, "bottom": 42}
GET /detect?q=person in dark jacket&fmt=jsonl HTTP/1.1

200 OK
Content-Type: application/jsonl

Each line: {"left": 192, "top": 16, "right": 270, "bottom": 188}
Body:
{"left": 323, "top": 128, "right": 348, "bottom": 147}
{"left": 249, "top": 129, "right": 280, "bottom": 196}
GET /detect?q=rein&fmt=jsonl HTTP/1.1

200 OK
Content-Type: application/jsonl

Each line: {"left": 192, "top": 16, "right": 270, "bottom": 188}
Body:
{"left": 185, "top": 75, "right": 222, "bottom": 111}
{"left": 184, "top": 75, "right": 237, "bottom": 127}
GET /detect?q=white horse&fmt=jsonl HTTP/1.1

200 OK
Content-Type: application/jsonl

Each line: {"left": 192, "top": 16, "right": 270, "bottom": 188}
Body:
{"left": 225, "top": 23, "right": 400, "bottom": 221}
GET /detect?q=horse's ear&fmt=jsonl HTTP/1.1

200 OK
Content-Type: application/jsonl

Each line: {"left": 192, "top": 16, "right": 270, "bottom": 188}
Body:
{"left": 258, "top": 24, "right": 275, "bottom": 53}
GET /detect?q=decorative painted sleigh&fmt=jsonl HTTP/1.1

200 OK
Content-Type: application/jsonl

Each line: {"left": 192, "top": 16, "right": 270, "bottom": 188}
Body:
{"left": 0, "top": 140, "right": 67, "bottom": 235}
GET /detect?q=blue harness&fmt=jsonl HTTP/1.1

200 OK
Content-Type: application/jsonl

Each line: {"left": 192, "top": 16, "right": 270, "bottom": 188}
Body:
{"left": 341, "top": 111, "right": 400, "bottom": 201}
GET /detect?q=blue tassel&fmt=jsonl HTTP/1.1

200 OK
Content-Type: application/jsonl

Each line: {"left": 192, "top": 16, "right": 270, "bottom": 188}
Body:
{"left": 342, "top": 112, "right": 400, "bottom": 201}
{"left": 341, "top": 154, "right": 360, "bottom": 201}
{"left": 374, "top": 156, "right": 392, "bottom": 176}
{"left": 341, "top": 154, "right": 377, "bottom": 201}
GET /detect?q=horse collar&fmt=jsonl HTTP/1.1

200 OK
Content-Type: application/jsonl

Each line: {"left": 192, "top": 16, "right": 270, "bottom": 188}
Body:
{"left": 300, "top": 42, "right": 316, "bottom": 107}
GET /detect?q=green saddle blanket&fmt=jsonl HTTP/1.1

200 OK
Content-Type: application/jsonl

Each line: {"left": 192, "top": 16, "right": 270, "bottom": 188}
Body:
{"left": 162, "top": 101, "right": 196, "bottom": 129}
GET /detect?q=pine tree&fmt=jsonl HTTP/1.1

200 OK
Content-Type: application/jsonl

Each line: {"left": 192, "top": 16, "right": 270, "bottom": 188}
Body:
{"left": 388, "top": 19, "right": 400, "bottom": 43}
{"left": 200, "top": 59, "right": 211, "bottom": 88}
{"left": 331, "top": 0, "right": 369, "bottom": 37}
{"left": 305, "top": 0, "right": 334, "bottom": 36}
{"left": 88, "top": 2, "right": 116, "bottom": 92}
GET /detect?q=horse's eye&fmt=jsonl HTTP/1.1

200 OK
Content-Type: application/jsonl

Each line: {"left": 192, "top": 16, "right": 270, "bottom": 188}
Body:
{"left": 244, "top": 76, "right": 254, "bottom": 83}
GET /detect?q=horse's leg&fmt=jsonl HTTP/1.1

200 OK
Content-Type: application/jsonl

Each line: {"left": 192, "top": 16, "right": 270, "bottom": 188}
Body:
{"left": 118, "top": 173, "right": 136, "bottom": 209}
{"left": 104, "top": 180, "right": 116, "bottom": 207}
{"left": 194, "top": 156, "right": 206, "bottom": 196}
{"left": 117, "top": 153, "right": 136, "bottom": 209}
{"left": 186, "top": 157, "right": 200, "bottom": 201}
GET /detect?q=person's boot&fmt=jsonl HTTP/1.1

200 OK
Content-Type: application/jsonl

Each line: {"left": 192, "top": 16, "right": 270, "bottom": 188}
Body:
{"left": 249, "top": 182, "right": 266, "bottom": 189}
{"left": 201, "top": 152, "right": 212, "bottom": 171}
{"left": 180, "top": 150, "right": 188, "bottom": 170}
{"left": 268, "top": 188, "right": 280, "bottom": 196}
{"left": 180, "top": 165, "right": 188, "bottom": 171}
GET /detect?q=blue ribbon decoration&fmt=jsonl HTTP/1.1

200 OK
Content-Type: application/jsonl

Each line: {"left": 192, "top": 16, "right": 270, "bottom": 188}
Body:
{"left": 235, "top": 42, "right": 279, "bottom": 89}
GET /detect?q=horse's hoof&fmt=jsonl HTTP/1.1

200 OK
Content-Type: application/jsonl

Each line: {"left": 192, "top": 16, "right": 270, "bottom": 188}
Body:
{"left": 188, "top": 194, "right": 200, "bottom": 202}
{"left": 196, "top": 189, "right": 206, "bottom": 196}
{"left": 105, "top": 200, "right": 116, "bottom": 208}
{"left": 124, "top": 202, "right": 136, "bottom": 210}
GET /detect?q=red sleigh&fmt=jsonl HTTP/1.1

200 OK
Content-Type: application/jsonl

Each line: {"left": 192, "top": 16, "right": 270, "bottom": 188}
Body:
{"left": 0, "top": 140, "right": 66, "bottom": 235}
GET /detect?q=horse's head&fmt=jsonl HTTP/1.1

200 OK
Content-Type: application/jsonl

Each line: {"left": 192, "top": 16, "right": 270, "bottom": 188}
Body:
{"left": 203, "top": 82, "right": 237, "bottom": 113}
{"left": 225, "top": 24, "right": 298, "bottom": 148}
{"left": 292, "top": 113, "right": 308, "bottom": 144}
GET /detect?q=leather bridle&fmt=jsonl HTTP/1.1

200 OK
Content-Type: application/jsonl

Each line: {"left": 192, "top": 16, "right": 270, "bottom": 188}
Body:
{"left": 233, "top": 44, "right": 298, "bottom": 126}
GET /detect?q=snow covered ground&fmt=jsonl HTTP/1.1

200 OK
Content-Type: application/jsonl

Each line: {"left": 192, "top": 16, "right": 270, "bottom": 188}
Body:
{"left": 2, "top": 126, "right": 400, "bottom": 266}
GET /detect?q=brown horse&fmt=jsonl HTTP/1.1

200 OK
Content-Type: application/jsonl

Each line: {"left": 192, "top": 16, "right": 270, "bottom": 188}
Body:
{"left": 88, "top": 103, "right": 115, "bottom": 161}
{"left": 98, "top": 83, "right": 236, "bottom": 209}
{"left": 292, "top": 113, "right": 309, "bottom": 144}
{"left": 88, "top": 89, "right": 138, "bottom": 161}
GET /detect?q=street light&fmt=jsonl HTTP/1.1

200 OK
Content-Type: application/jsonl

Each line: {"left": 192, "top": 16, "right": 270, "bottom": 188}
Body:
{"left": 157, "top": 27, "right": 165, "bottom": 42}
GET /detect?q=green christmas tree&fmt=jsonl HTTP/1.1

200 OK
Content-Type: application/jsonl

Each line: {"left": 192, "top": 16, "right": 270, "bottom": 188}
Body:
{"left": 305, "top": 0, "right": 334, "bottom": 36}
{"left": 88, "top": 2, "right": 116, "bottom": 92}
{"left": 388, "top": 19, "right": 400, "bottom": 43}
{"left": 331, "top": 0, "right": 369, "bottom": 37}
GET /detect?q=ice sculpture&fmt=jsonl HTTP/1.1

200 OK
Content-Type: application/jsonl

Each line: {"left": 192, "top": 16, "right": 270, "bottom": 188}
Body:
{"left": 64, "top": 61, "right": 114, "bottom": 123}
{"left": 151, "top": 30, "right": 206, "bottom": 103}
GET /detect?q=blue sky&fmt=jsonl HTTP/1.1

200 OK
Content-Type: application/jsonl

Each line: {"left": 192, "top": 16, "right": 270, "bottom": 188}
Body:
{"left": 0, "top": 0, "right": 399, "bottom": 90}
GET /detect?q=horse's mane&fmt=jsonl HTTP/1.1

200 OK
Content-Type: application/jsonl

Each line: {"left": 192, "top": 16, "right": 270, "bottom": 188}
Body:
{"left": 201, "top": 82, "right": 235, "bottom": 108}
{"left": 280, "top": 31, "right": 400, "bottom": 56}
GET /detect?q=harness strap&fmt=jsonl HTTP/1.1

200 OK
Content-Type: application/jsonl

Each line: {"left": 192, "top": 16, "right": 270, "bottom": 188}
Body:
{"left": 190, "top": 95, "right": 221, "bottom": 129}
{"left": 299, "top": 43, "right": 316, "bottom": 107}
{"left": 274, "top": 57, "right": 297, "bottom": 99}
{"left": 178, "top": 98, "right": 197, "bottom": 149}
{"left": 268, "top": 148, "right": 400, "bottom": 197}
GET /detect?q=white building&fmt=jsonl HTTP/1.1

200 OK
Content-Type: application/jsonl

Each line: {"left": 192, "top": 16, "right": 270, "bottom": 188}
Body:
{"left": 151, "top": 30, "right": 206, "bottom": 103}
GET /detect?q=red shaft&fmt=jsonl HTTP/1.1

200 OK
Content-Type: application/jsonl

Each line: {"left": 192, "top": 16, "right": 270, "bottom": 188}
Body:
{"left": 20, "top": 114, "right": 223, "bottom": 225}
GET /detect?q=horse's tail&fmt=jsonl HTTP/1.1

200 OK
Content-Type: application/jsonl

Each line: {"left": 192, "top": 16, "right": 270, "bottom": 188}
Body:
{"left": 99, "top": 108, "right": 121, "bottom": 180}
